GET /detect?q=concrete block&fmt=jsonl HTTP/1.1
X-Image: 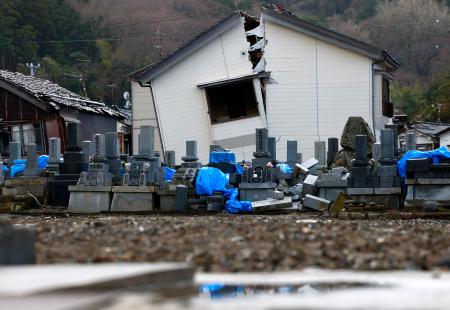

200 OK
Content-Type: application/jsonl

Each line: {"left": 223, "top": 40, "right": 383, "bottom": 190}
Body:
{"left": 68, "top": 186, "right": 112, "bottom": 213}
{"left": 252, "top": 197, "right": 292, "bottom": 211}
{"left": 273, "top": 190, "right": 284, "bottom": 200}
{"left": 352, "top": 166, "right": 370, "bottom": 178}
{"left": 110, "top": 186, "right": 155, "bottom": 212}
{"left": 175, "top": 185, "right": 188, "bottom": 212}
{"left": 379, "top": 176, "right": 394, "bottom": 188}
{"left": 302, "top": 194, "right": 330, "bottom": 211}
{"left": 376, "top": 165, "right": 397, "bottom": 177}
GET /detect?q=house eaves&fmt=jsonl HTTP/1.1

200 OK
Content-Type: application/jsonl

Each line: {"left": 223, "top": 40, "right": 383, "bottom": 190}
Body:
{"left": 262, "top": 6, "right": 400, "bottom": 70}
{"left": 130, "top": 12, "right": 244, "bottom": 84}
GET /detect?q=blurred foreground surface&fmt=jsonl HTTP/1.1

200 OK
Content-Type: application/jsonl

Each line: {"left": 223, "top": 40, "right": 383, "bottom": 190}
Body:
{"left": 10, "top": 214, "right": 450, "bottom": 272}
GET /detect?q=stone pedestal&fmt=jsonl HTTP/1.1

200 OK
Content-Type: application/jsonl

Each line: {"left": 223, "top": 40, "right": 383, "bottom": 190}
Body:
{"left": 0, "top": 217, "right": 36, "bottom": 265}
{"left": 68, "top": 186, "right": 112, "bottom": 214}
{"left": 110, "top": 186, "right": 157, "bottom": 212}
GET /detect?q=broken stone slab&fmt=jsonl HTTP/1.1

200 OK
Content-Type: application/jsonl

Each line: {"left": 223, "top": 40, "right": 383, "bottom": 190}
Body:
{"left": 302, "top": 194, "right": 330, "bottom": 211}
{"left": 272, "top": 190, "right": 284, "bottom": 200}
{"left": 303, "top": 174, "right": 318, "bottom": 196}
{"left": 252, "top": 197, "right": 292, "bottom": 212}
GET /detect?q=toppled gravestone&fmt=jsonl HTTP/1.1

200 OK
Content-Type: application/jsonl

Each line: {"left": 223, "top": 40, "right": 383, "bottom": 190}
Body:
{"left": 0, "top": 216, "right": 36, "bottom": 265}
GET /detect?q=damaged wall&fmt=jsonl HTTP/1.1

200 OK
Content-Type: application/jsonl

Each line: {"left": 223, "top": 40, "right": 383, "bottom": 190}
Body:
{"left": 146, "top": 17, "right": 255, "bottom": 163}
{"left": 264, "top": 20, "right": 373, "bottom": 160}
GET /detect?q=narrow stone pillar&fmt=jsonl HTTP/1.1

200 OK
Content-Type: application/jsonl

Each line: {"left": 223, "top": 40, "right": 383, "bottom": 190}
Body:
{"left": 314, "top": 141, "right": 326, "bottom": 165}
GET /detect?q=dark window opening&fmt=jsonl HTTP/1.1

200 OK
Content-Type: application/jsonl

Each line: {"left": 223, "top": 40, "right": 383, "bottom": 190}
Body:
{"left": 205, "top": 81, "right": 260, "bottom": 124}
{"left": 382, "top": 78, "right": 393, "bottom": 118}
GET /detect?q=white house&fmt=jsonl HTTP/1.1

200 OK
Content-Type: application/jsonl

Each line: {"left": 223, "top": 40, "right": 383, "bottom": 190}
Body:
{"left": 130, "top": 5, "right": 399, "bottom": 163}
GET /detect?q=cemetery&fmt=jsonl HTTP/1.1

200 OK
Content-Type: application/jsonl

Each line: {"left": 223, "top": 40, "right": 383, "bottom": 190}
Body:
{"left": 1, "top": 114, "right": 450, "bottom": 215}
{"left": 2, "top": 115, "right": 450, "bottom": 309}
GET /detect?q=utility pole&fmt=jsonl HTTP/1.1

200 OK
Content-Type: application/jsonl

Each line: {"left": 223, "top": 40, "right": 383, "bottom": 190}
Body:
{"left": 437, "top": 103, "right": 443, "bottom": 123}
{"left": 154, "top": 26, "right": 166, "bottom": 58}
{"left": 26, "top": 63, "right": 40, "bottom": 77}
{"left": 74, "top": 58, "right": 91, "bottom": 97}
{"left": 107, "top": 84, "right": 116, "bottom": 104}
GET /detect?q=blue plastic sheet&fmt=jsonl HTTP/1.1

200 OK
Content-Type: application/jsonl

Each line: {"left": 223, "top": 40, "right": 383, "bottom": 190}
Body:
{"left": 10, "top": 159, "right": 26, "bottom": 177}
{"left": 2, "top": 165, "right": 8, "bottom": 173}
{"left": 210, "top": 151, "right": 243, "bottom": 175}
{"left": 209, "top": 151, "right": 236, "bottom": 164}
{"left": 196, "top": 167, "right": 228, "bottom": 196}
{"left": 277, "top": 163, "right": 293, "bottom": 174}
{"left": 225, "top": 200, "right": 252, "bottom": 214}
{"left": 195, "top": 167, "right": 252, "bottom": 214}
{"left": 398, "top": 146, "right": 450, "bottom": 181}
{"left": 164, "top": 166, "right": 176, "bottom": 181}
{"left": 38, "top": 155, "right": 49, "bottom": 170}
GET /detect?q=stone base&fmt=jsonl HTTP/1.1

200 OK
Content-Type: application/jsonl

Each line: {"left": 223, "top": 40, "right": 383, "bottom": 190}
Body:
{"left": 0, "top": 218, "right": 36, "bottom": 264}
{"left": 68, "top": 186, "right": 112, "bottom": 214}
{"left": 406, "top": 183, "right": 450, "bottom": 208}
{"left": 158, "top": 188, "right": 196, "bottom": 211}
{"left": 110, "top": 186, "right": 156, "bottom": 212}
{"left": 350, "top": 193, "right": 402, "bottom": 209}
{"left": 4, "top": 177, "right": 47, "bottom": 201}
{"left": 47, "top": 175, "right": 79, "bottom": 207}
{"left": 317, "top": 186, "right": 347, "bottom": 202}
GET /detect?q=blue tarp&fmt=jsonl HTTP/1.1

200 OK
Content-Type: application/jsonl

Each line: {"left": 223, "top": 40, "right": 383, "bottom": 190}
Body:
{"left": 209, "top": 151, "right": 236, "bottom": 164}
{"left": 209, "top": 151, "right": 243, "bottom": 175}
{"left": 2, "top": 165, "right": 8, "bottom": 173}
{"left": 164, "top": 166, "right": 176, "bottom": 181}
{"left": 277, "top": 163, "right": 293, "bottom": 174}
{"left": 195, "top": 167, "right": 252, "bottom": 214}
{"left": 10, "top": 159, "right": 26, "bottom": 177}
{"left": 398, "top": 146, "right": 450, "bottom": 181}
{"left": 38, "top": 155, "right": 49, "bottom": 170}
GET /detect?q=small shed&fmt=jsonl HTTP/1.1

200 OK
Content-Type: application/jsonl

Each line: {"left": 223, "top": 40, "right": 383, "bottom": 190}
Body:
{"left": 0, "top": 70, "right": 128, "bottom": 156}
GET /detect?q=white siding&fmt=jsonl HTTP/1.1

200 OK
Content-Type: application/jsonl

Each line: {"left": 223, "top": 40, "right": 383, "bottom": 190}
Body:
{"left": 440, "top": 131, "right": 450, "bottom": 148}
{"left": 373, "top": 72, "right": 389, "bottom": 138}
{"left": 151, "top": 19, "right": 254, "bottom": 163}
{"left": 212, "top": 116, "right": 262, "bottom": 161}
{"left": 264, "top": 21, "right": 373, "bottom": 160}
{"left": 131, "top": 81, "right": 163, "bottom": 155}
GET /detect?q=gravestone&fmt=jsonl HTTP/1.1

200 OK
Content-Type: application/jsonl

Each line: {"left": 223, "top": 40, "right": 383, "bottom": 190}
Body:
{"left": 314, "top": 141, "right": 326, "bottom": 166}
{"left": 255, "top": 128, "right": 269, "bottom": 155}
{"left": 48, "top": 122, "right": 84, "bottom": 207}
{"left": 164, "top": 151, "right": 176, "bottom": 169}
{"left": 385, "top": 124, "right": 399, "bottom": 156}
{"left": 24, "top": 144, "right": 39, "bottom": 177}
{"left": 327, "top": 138, "right": 339, "bottom": 165}
{"left": 0, "top": 216, "right": 36, "bottom": 265}
{"left": 268, "top": 137, "right": 277, "bottom": 161}
{"left": 47, "top": 137, "right": 61, "bottom": 174}
{"left": 405, "top": 133, "right": 417, "bottom": 152}
{"left": 78, "top": 134, "right": 112, "bottom": 187}
{"left": 105, "top": 132, "right": 120, "bottom": 179}
{"left": 9, "top": 142, "right": 21, "bottom": 162}
{"left": 175, "top": 185, "right": 188, "bottom": 212}
{"left": 372, "top": 143, "right": 381, "bottom": 165}
{"left": 286, "top": 140, "right": 298, "bottom": 166}
{"left": 81, "top": 140, "right": 94, "bottom": 164}
{"left": 297, "top": 153, "right": 303, "bottom": 164}
{"left": 139, "top": 126, "right": 155, "bottom": 157}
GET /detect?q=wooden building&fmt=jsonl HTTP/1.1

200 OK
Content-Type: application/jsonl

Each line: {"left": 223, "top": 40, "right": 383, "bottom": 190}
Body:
{"left": 0, "top": 70, "right": 130, "bottom": 156}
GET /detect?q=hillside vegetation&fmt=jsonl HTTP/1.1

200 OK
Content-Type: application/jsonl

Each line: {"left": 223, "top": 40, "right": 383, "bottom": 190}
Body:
{"left": 1, "top": 0, "right": 449, "bottom": 121}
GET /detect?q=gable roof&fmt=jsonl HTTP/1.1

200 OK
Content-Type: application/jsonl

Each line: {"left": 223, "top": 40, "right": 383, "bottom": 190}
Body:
{"left": 131, "top": 5, "right": 399, "bottom": 84}
{"left": 0, "top": 70, "right": 123, "bottom": 118}
{"left": 261, "top": 5, "right": 399, "bottom": 70}
{"left": 413, "top": 122, "right": 450, "bottom": 138}
{"left": 130, "top": 12, "right": 243, "bottom": 84}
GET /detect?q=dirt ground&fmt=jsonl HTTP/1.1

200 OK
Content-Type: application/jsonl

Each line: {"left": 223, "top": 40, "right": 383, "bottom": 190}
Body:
{"left": 9, "top": 214, "right": 450, "bottom": 272}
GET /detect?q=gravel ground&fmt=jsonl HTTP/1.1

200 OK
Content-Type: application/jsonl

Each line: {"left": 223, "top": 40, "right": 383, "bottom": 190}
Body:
{"left": 9, "top": 214, "right": 450, "bottom": 272}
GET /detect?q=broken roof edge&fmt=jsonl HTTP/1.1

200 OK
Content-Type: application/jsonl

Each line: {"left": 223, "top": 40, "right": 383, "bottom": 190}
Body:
{"left": 130, "top": 11, "right": 245, "bottom": 84}
{"left": 197, "top": 72, "right": 270, "bottom": 88}
{"left": 261, "top": 6, "right": 400, "bottom": 70}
